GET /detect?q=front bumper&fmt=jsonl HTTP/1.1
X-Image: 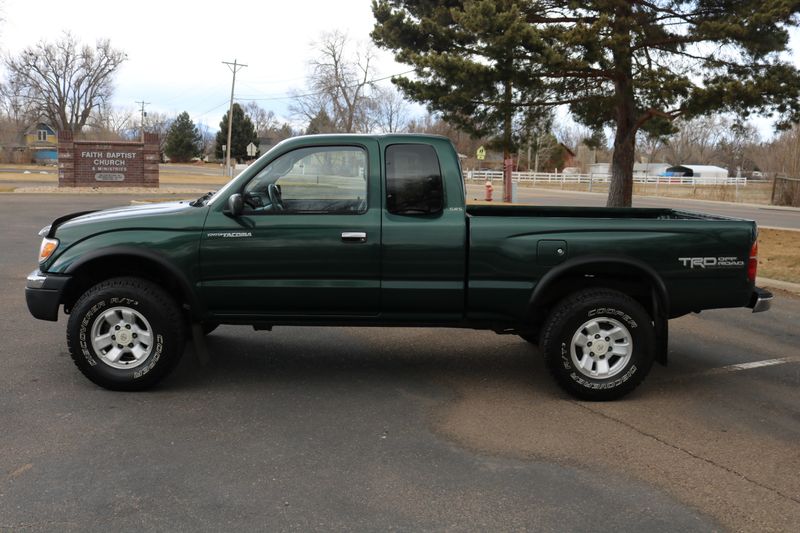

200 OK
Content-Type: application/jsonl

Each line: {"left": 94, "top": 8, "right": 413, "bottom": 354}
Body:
{"left": 748, "top": 287, "right": 773, "bottom": 313}
{"left": 26, "top": 270, "right": 71, "bottom": 321}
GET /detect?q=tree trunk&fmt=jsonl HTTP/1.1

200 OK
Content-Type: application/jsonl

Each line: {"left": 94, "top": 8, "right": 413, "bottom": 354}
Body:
{"left": 607, "top": 4, "right": 636, "bottom": 208}
{"left": 607, "top": 115, "right": 636, "bottom": 207}
{"left": 503, "top": 78, "right": 513, "bottom": 203}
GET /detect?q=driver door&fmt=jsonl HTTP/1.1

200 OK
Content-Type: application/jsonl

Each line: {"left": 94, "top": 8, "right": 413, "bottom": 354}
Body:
{"left": 199, "top": 142, "right": 381, "bottom": 318}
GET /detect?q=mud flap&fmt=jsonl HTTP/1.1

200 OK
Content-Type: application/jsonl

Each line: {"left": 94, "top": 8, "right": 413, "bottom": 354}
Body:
{"left": 191, "top": 323, "right": 210, "bottom": 366}
{"left": 653, "top": 288, "right": 668, "bottom": 366}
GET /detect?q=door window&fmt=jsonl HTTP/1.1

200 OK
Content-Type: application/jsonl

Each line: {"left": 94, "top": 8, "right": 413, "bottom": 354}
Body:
{"left": 243, "top": 146, "right": 368, "bottom": 214}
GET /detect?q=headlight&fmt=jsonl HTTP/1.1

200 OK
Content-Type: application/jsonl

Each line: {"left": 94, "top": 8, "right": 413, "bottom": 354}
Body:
{"left": 38, "top": 237, "right": 59, "bottom": 263}
{"left": 38, "top": 225, "right": 52, "bottom": 237}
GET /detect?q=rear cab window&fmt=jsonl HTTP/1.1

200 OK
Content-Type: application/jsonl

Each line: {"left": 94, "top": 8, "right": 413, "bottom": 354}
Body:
{"left": 385, "top": 144, "right": 444, "bottom": 215}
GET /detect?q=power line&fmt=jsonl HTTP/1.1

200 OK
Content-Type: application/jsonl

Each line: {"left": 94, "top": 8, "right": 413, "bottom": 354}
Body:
{"left": 197, "top": 99, "right": 232, "bottom": 117}
{"left": 239, "top": 69, "right": 416, "bottom": 102}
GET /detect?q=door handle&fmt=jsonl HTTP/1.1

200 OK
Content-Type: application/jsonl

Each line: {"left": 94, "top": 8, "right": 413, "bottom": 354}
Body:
{"left": 341, "top": 231, "right": 367, "bottom": 243}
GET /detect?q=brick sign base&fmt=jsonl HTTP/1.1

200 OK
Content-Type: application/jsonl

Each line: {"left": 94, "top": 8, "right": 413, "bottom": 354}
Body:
{"left": 58, "top": 131, "right": 159, "bottom": 187}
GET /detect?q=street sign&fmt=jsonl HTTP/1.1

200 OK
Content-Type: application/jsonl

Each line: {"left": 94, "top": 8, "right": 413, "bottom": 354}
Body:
{"left": 246, "top": 142, "right": 258, "bottom": 157}
{"left": 477, "top": 146, "right": 486, "bottom": 160}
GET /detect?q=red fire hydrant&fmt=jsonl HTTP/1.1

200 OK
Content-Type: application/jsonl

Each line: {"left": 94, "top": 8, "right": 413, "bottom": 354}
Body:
{"left": 484, "top": 180, "right": 494, "bottom": 202}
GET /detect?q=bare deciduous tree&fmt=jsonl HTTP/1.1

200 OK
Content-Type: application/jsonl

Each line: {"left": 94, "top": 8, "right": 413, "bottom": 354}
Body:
{"left": 244, "top": 101, "right": 278, "bottom": 138}
{"left": 372, "top": 86, "right": 408, "bottom": 133}
{"left": 407, "top": 113, "right": 483, "bottom": 159}
{"left": 716, "top": 122, "right": 760, "bottom": 176}
{"left": 291, "top": 31, "right": 377, "bottom": 133}
{"left": 89, "top": 103, "right": 134, "bottom": 140}
{"left": 0, "top": 76, "right": 37, "bottom": 137}
{"left": 754, "top": 127, "right": 800, "bottom": 178}
{"left": 635, "top": 130, "right": 664, "bottom": 165}
{"left": 553, "top": 122, "right": 593, "bottom": 153}
{"left": 132, "top": 111, "right": 173, "bottom": 156}
{"left": 662, "top": 116, "right": 731, "bottom": 166}
{"left": 5, "top": 32, "right": 126, "bottom": 132}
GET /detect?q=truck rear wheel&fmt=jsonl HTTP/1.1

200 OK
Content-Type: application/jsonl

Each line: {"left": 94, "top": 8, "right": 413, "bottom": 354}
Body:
{"left": 540, "top": 288, "right": 654, "bottom": 401}
{"left": 66, "top": 277, "right": 185, "bottom": 391}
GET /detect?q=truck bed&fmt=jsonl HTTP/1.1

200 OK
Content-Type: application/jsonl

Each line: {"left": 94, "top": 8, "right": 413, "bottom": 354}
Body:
{"left": 465, "top": 204, "right": 757, "bottom": 322}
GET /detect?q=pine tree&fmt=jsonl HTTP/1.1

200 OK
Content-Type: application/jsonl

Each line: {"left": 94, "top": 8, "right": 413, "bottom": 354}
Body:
{"left": 215, "top": 103, "right": 259, "bottom": 162}
{"left": 164, "top": 111, "right": 201, "bottom": 163}
{"left": 372, "top": 1, "right": 540, "bottom": 159}
{"left": 373, "top": 0, "right": 800, "bottom": 207}
{"left": 305, "top": 109, "right": 336, "bottom": 134}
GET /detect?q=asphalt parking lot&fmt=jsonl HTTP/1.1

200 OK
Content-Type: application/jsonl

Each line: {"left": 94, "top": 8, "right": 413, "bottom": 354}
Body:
{"left": 1, "top": 193, "right": 799, "bottom": 531}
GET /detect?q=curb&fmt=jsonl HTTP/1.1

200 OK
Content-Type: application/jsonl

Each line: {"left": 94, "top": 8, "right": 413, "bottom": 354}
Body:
{"left": 757, "top": 277, "right": 800, "bottom": 296}
{"left": 761, "top": 226, "right": 800, "bottom": 233}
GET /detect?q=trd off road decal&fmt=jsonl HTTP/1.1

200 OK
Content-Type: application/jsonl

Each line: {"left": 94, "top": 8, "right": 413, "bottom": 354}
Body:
{"left": 678, "top": 256, "right": 744, "bottom": 269}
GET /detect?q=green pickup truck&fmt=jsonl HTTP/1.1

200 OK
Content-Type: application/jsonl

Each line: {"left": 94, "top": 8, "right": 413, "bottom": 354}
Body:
{"left": 26, "top": 134, "right": 772, "bottom": 400}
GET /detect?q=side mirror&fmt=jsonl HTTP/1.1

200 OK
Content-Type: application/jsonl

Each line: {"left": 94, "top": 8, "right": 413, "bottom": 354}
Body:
{"left": 224, "top": 193, "right": 243, "bottom": 217}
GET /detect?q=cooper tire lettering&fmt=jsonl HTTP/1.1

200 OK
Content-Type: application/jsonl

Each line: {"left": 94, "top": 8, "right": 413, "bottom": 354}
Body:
{"left": 66, "top": 277, "right": 184, "bottom": 391}
{"left": 541, "top": 289, "right": 655, "bottom": 401}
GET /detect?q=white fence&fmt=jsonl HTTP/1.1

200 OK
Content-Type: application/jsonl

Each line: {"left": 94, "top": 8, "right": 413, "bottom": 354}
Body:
{"left": 464, "top": 170, "right": 748, "bottom": 186}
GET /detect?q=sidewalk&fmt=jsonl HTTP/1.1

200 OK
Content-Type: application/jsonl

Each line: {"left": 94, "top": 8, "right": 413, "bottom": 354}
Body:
{"left": 758, "top": 277, "right": 800, "bottom": 296}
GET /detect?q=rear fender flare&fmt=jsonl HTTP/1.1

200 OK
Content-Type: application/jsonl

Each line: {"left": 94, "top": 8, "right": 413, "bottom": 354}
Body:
{"left": 529, "top": 255, "right": 669, "bottom": 365}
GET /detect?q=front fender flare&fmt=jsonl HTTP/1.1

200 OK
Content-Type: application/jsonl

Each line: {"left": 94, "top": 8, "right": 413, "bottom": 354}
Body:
{"left": 63, "top": 246, "right": 204, "bottom": 319}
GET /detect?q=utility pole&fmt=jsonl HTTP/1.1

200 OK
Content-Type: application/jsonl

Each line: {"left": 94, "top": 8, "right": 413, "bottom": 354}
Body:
{"left": 222, "top": 59, "right": 247, "bottom": 177}
{"left": 136, "top": 100, "right": 150, "bottom": 142}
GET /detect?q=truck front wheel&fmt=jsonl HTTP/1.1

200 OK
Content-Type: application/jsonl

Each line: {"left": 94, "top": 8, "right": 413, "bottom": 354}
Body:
{"left": 66, "top": 277, "right": 185, "bottom": 391}
{"left": 540, "top": 288, "right": 655, "bottom": 401}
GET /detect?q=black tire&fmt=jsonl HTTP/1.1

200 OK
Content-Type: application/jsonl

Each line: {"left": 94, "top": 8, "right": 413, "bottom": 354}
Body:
{"left": 540, "top": 288, "right": 654, "bottom": 401}
{"left": 66, "top": 277, "right": 185, "bottom": 391}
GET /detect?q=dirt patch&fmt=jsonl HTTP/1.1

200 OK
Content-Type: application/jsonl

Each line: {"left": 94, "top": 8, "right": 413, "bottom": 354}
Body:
{"left": 159, "top": 174, "right": 229, "bottom": 185}
{"left": 759, "top": 228, "right": 800, "bottom": 284}
{"left": 0, "top": 172, "right": 55, "bottom": 183}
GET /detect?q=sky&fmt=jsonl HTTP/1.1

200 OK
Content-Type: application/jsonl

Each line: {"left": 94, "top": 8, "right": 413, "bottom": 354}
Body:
{"left": 0, "top": 0, "right": 408, "bottom": 131}
{"left": 3, "top": 0, "right": 800, "bottom": 139}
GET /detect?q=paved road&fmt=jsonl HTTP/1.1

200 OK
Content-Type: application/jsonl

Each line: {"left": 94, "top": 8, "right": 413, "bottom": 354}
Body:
{"left": 1, "top": 194, "right": 799, "bottom": 531}
{"left": 466, "top": 185, "right": 800, "bottom": 229}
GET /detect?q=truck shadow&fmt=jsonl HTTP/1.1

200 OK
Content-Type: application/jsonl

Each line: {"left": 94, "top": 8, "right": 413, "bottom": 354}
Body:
{"left": 165, "top": 326, "right": 552, "bottom": 394}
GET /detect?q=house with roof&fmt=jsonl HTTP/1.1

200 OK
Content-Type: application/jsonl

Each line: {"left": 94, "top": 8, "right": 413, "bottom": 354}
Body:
{"left": 664, "top": 165, "right": 728, "bottom": 179}
{"left": 588, "top": 162, "right": 671, "bottom": 177}
{"left": 588, "top": 162, "right": 728, "bottom": 179}
{"left": 24, "top": 122, "right": 58, "bottom": 163}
